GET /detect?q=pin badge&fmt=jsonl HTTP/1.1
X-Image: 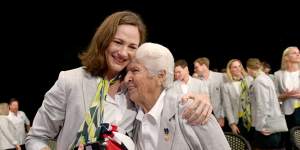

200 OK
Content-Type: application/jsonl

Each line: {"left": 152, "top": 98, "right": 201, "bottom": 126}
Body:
{"left": 164, "top": 128, "right": 170, "bottom": 141}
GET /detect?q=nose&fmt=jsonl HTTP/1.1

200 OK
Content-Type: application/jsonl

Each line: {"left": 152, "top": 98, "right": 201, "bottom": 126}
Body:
{"left": 118, "top": 45, "right": 129, "bottom": 58}
{"left": 124, "top": 71, "right": 132, "bottom": 84}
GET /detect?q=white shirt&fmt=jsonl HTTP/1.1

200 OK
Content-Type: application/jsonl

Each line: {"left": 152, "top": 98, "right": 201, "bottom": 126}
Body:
{"left": 97, "top": 77, "right": 129, "bottom": 126}
{"left": 282, "top": 70, "right": 300, "bottom": 114}
{"left": 232, "top": 81, "right": 241, "bottom": 97}
{"left": 180, "top": 76, "right": 192, "bottom": 94}
{"left": 7, "top": 111, "right": 30, "bottom": 145}
{"left": 0, "top": 116, "right": 18, "bottom": 149}
{"left": 283, "top": 70, "right": 300, "bottom": 91}
{"left": 136, "top": 90, "right": 166, "bottom": 150}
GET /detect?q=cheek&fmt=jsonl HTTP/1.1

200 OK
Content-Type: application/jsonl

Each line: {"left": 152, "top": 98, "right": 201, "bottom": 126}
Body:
{"left": 128, "top": 51, "right": 136, "bottom": 60}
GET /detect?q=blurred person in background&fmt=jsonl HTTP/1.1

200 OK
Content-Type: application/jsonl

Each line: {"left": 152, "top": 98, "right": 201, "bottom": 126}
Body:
{"left": 8, "top": 98, "right": 30, "bottom": 150}
{"left": 0, "top": 102, "right": 21, "bottom": 150}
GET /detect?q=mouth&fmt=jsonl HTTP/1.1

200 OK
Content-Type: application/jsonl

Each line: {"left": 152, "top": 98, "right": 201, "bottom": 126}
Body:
{"left": 127, "top": 84, "right": 136, "bottom": 92}
{"left": 112, "top": 54, "right": 127, "bottom": 65}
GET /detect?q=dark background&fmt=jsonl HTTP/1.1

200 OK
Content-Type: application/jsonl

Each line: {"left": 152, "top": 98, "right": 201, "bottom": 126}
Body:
{"left": 0, "top": 2, "right": 299, "bottom": 122}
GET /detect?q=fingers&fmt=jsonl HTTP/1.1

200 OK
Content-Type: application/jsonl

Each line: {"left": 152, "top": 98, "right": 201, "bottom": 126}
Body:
{"left": 200, "top": 105, "right": 213, "bottom": 124}
{"left": 181, "top": 95, "right": 199, "bottom": 120}
{"left": 218, "top": 118, "right": 225, "bottom": 127}
{"left": 186, "top": 102, "right": 206, "bottom": 125}
{"left": 181, "top": 93, "right": 212, "bottom": 125}
{"left": 181, "top": 92, "right": 194, "bottom": 105}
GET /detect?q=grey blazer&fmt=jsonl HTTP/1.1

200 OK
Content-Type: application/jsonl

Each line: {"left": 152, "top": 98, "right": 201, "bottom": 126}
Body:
{"left": 26, "top": 67, "right": 137, "bottom": 150}
{"left": 222, "top": 76, "right": 252, "bottom": 125}
{"left": 205, "top": 71, "right": 226, "bottom": 119}
{"left": 274, "top": 70, "right": 300, "bottom": 115}
{"left": 133, "top": 79, "right": 230, "bottom": 150}
{"left": 250, "top": 72, "right": 285, "bottom": 131}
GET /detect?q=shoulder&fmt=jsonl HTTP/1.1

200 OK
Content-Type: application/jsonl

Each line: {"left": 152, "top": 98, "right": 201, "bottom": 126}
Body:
{"left": 18, "top": 111, "right": 26, "bottom": 115}
{"left": 254, "top": 74, "right": 272, "bottom": 87}
{"left": 190, "top": 77, "right": 205, "bottom": 84}
{"left": 274, "top": 70, "right": 283, "bottom": 77}
{"left": 211, "top": 71, "right": 223, "bottom": 78}
{"left": 57, "top": 67, "right": 92, "bottom": 83}
{"left": 59, "top": 67, "right": 88, "bottom": 78}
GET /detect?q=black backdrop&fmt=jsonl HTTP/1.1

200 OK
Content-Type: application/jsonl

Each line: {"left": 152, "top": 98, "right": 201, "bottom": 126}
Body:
{"left": 0, "top": 2, "right": 299, "bottom": 121}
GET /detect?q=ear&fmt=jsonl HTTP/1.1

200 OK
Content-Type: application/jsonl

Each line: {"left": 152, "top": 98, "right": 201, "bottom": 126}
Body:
{"left": 157, "top": 70, "right": 167, "bottom": 85}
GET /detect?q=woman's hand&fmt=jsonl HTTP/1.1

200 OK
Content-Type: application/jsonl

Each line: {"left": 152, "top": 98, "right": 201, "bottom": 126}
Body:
{"left": 230, "top": 123, "right": 240, "bottom": 134}
{"left": 181, "top": 93, "right": 213, "bottom": 125}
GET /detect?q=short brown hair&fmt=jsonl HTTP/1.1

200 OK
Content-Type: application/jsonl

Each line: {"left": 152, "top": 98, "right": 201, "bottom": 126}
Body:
{"left": 79, "top": 11, "right": 147, "bottom": 77}
{"left": 194, "top": 57, "right": 210, "bottom": 68}
{"left": 175, "top": 59, "right": 188, "bottom": 68}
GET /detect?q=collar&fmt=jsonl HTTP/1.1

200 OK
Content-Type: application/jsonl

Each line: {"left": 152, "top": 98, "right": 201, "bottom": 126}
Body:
{"left": 136, "top": 90, "right": 166, "bottom": 124}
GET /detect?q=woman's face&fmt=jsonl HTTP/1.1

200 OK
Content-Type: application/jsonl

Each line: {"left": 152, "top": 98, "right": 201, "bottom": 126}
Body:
{"left": 125, "top": 60, "right": 159, "bottom": 106}
{"left": 230, "top": 60, "right": 243, "bottom": 78}
{"left": 286, "top": 47, "right": 300, "bottom": 64}
{"left": 105, "top": 24, "right": 140, "bottom": 78}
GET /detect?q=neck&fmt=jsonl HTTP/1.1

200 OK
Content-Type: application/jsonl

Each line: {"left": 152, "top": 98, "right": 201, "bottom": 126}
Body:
{"left": 105, "top": 70, "right": 118, "bottom": 80}
{"left": 232, "top": 75, "right": 242, "bottom": 81}
{"left": 182, "top": 75, "right": 189, "bottom": 84}
{"left": 141, "top": 88, "right": 163, "bottom": 113}
{"left": 201, "top": 70, "right": 210, "bottom": 80}
{"left": 286, "top": 63, "right": 299, "bottom": 72}
{"left": 11, "top": 111, "right": 17, "bottom": 115}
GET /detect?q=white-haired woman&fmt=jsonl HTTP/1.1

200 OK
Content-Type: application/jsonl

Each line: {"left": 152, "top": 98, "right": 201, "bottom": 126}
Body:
{"left": 125, "top": 43, "right": 230, "bottom": 150}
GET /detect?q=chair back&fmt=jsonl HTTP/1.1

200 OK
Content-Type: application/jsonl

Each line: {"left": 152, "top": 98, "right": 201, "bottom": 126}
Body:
{"left": 224, "top": 132, "right": 251, "bottom": 150}
{"left": 290, "top": 126, "right": 300, "bottom": 149}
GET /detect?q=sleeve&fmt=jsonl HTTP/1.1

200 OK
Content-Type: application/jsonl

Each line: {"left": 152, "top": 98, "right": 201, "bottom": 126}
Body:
{"left": 274, "top": 73, "right": 282, "bottom": 97}
{"left": 21, "top": 111, "right": 30, "bottom": 125}
{"left": 26, "top": 71, "right": 68, "bottom": 150}
{"left": 253, "top": 81, "right": 269, "bottom": 131}
{"left": 222, "top": 84, "right": 235, "bottom": 125}
{"left": 0, "top": 118, "right": 18, "bottom": 145}
{"left": 178, "top": 103, "right": 231, "bottom": 150}
{"left": 215, "top": 81, "right": 225, "bottom": 118}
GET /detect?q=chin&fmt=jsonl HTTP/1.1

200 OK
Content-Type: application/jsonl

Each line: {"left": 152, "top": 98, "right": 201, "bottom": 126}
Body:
{"left": 111, "top": 64, "right": 126, "bottom": 72}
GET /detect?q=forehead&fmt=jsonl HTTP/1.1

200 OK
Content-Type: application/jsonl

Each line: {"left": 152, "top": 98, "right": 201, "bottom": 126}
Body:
{"left": 289, "top": 47, "right": 299, "bottom": 53}
{"left": 175, "top": 66, "right": 184, "bottom": 71}
{"left": 115, "top": 25, "right": 140, "bottom": 45}
{"left": 10, "top": 101, "right": 18, "bottom": 105}
{"left": 127, "top": 59, "right": 144, "bottom": 69}
{"left": 231, "top": 61, "right": 241, "bottom": 67}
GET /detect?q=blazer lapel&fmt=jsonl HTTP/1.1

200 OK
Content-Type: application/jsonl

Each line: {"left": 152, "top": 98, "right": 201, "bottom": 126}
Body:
{"left": 82, "top": 73, "right": 98, "bottom": 110}
{"left": 157, "top": 90, "right": 177, "bottom": 150}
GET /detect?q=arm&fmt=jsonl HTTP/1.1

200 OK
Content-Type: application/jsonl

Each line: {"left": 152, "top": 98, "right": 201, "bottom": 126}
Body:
{"left": 253, "top": 81, "right": 269, "bottom": 133}
{"left": 221, "top": 84, "right": 240, "bottom": 134}
{"left": 178, "top": 111, "right": 230, "bottom": 150}
{"left": 221, "top": 84, "right": 235, "bottom": 125}
{"left": 181, "top": 93, "right": 212, "bottom": 125}
{"left": 26, "top": 71, "right": 67, "bottom": 150}
{"left": 181, "top": 80, "right": 212, "bottom": 125}
{"left": 21, "top": 111, "right": 31, "bottom": 132}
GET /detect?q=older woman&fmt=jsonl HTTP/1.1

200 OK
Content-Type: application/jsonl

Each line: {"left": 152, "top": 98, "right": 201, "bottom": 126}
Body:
{"left": 125, "top": 43, "right": 230, "bottom": 150}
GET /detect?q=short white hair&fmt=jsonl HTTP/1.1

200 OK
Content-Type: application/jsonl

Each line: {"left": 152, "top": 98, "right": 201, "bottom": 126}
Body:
{"left": 135, "top": 42, "right": 174, "bottom": 88}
